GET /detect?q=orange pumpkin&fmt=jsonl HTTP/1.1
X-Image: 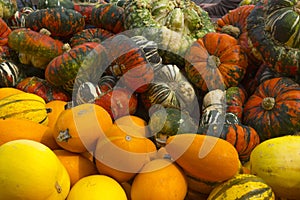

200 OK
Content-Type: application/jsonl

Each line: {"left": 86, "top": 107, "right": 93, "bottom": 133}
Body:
{"left": 53, "top": 149, "right": 99, "bottom": 187}
{"left": 94, "top": 124, "right": 157, "bottom": 183}
{"left": 0, "top": 118, "right": 60, "bottom": 150}
{"left": 114, "top": 115, "right": 150, "bottom": 138}
{"left": 53, "top": 103, "right": 113, "bottom": 153}
{"left": 165, "top": 134, "right": 240, "bottom": 183}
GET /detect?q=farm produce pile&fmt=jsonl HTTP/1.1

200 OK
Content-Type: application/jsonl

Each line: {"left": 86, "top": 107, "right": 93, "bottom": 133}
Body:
{"left": 0, "top": 0, "right": 300, "bottom": 199}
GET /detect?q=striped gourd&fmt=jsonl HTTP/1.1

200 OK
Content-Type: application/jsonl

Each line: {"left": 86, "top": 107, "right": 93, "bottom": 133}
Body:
{"left": 0, "top": 92, "right": 49, "bottom": 125}
{"left": 207, "top": 174, "right": 275, "bottom": 200}
{"left": 247, "top": 0, "right": 300, "bottom": 81}
{"left": 0, "top": 61, "right": 22, "bottom": 87}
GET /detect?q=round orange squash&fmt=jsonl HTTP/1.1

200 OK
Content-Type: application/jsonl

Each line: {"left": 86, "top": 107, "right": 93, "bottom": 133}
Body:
{"left": 53, "top": 103, "right": 113, "bottom": 153}
{"left": 130, "top": 158, "right": 188, "bottom": 200}
{"left": 0, "top": 118, "right": 59, "bottom": 150}
{"left": 94, "top": 124, "right": 157, "bottom": 183}
{"left": 53, "top": 149, "right": 99, "bottom": 187}
{"left": 165, "top": 134, "right": 240, "bottom": 183}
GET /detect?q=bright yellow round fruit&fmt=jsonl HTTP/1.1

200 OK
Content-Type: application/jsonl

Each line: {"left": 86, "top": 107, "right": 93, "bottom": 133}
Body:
{"left": 0, "top": 139, "right": 70, "bottom": 200}
{"left": 67, "top": 175, "right": 127, "bottom": 200}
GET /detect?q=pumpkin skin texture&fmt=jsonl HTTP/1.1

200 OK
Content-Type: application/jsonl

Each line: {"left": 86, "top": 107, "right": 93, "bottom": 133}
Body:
{"left": 207, "top": 174, "right": 275, "bottom": 200}
{"left": 25, "top": 7, "right": 85, "bottom": 37}
{"left": 8, "top": 28, "right": 65, "bottom": 60}
{"left": 53, "top": 103, "right": 113, "bottom": 153}
{"left": 0, "top": 139, "right": 70, "bottom": 200}
{"left": 0, "top": 87, "right": 24, "bottom": 99}
{"left": 94, "top": 124, "right": 157, "bottom": 183}
{"left": 216, "top": 5, "right": 262, "bottom": 64}
{"left": 16, "top": 76, "right": 71, "bottom": 102}
{"left": 53, "top": 149, "right": 99, "bottom": 187}
{"left": 185, "top": 32, "right": 248, "bottom": 92}
{"left": 250, "top": 135, "right": 300, "bottom": 199}
{"left": 165, "top": 134, "right": 240, "bottom": 183}
{"left": 226, "top": 86, "right": 247, "bottom": 121}
{"left": 130, "top": 159, "right": 188, "bottom": 200}
{"left": 0, "top": 118, "right": 60, "bottom": 150}
{"left": 69, "top": 28, "right": 114, "bottom": 47}
{"left": 91, "top": 3, "right": 125, "bottom": 34}
{"left": 45, "top": 42, "right": 101, "bottom": 93}
{"left": 0, "top": 17, "right": 11, "bottom": 46}
{"left": 45, "top": 100, "right": 68, "bottom": 130}
{"left": 0, "top": 0, "right": 17, "bottom": 19}
{"left": 66, "top": 175, "right": 127, "bottom": 200}
{"left": 247, "top": 0, "right": 300, "bottom": 81}
{"left": 243, "top": 77, "right": 300, "bottom": 141}
{"left": 0, "top": 92, "right": 49, "bottom": 125}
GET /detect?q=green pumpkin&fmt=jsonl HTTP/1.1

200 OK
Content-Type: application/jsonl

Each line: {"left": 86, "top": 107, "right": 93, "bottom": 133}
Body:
{"left": 247, "top": 0, "right": 300, "bottom": 82}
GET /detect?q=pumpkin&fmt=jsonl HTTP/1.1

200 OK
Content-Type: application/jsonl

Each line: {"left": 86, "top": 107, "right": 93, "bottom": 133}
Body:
{"left": 0, "top": 17, "right": 11, "bottom": 45}
{"left": 225, "top": 86, "right": 247, "bottom": 121}
{"left": 198, "top": 113, "right": 260, "bottom": 163}
{"left": 243, "top": 77, "right": 300, "bottom": 141}
{"left": 165, "top": 133, "right": 240, "bottom": 182}
{"left": 246, "top": 0, "right": 300, "bottom": 82}
{"left": 69, "top": 28, "right": 114, "bottom": 47}
{"left": 148, "top": 107, "right": 198, "bottom": 146}
{"left": 94, "top": 124, "right": 157, "bottom": 183}
{"left": 45, "top": 42, "right": 101, "bottom": 93}
{"left": 16, "top": 76, "right": 71, "bottom": 102}
{"left": 0, "top": 0, "right": 17, "bottom": 19}
{"left": 0, "top": 92, "right": 49, "bottom": 125}
{"left": 8, "top": 28, "right": 68, "bottom": 69}
{"left": 53, "top": 103, "right": 113, "bottom": 153}
{"left": 90, "top": 3, "right": 125, "bottom": 34}
{"left": 141, "top": 64, "right": 197, "bottom": 113}
{"left": 0, "top": 61, "right": 23, "bottom": 87}
{"left": 25, "top": 7, "right": 85, "bottom": 37}
{"left": 53, "top": 149, "right": 99, "bottom": 187}
{"left": 184, "top": 32, "right": 248, "bottom": 92}
{"left": 130, "top": 159, "right": 188, "bottom": 200}
{"left": 0, "top": 118, "right": 59, "bottom": 149}
{"left": 94, "top": 87, "right": 138, "bottom": 120}
{"left": 66, "top": 175, "right": 127, "bottom": 200}
{"left": 74, "top": 75, "right": 117, "bottom": 104}
{"left": 250, "top": 135, "right": 300, "bottom": 199}
{"left": 0, "top": 139, "right": 70, "bottom": 200}
{"left": 104, "top": 34, "right": 155, "bottom": 93}
{"left": 123, "top": 0, "right": 215, "bottom": 39}
{"left": 207, "top": 174, "right": 275, "bottom": 200}
{"left": 216, "top": 5, "right": 262, "bottom": 65}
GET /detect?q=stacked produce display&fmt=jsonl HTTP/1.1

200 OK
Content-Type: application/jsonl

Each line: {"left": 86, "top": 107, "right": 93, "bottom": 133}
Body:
{"left": 0, "top": 0, "right": 300, "bottom": 199}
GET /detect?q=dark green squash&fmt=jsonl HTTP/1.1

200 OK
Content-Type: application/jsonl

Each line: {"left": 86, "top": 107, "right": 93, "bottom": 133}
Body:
{"left": 25, "top": 7, "right": 85, "bottom": 37}
{"left": 247, "top": 0, "right": 300, "bottom": 82}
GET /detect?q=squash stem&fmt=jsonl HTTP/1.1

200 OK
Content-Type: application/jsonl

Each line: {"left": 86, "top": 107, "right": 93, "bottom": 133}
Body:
{"left": 261, "top": 97, "right": 275, "bottom": 110}
{"left": 208, "top": 55, "right": 220, "bottom": 68}
{"left": 57, "top": 129, "right": 72, "bottom": 142}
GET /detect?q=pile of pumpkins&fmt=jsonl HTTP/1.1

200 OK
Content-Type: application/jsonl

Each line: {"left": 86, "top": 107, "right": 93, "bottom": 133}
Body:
{"left": 0, "top": 0, "right": 300, "bottom": 199}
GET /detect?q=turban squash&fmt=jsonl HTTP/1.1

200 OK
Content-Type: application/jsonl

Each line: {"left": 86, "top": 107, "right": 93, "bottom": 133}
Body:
{"left": 185, "top": 32, "right": 248, "bottom": 92}
{"left": 247, "top": 0, "right": 300, "bottom": 82}
{"left": 243, "top": 77, "right": 300, "bottom": 141}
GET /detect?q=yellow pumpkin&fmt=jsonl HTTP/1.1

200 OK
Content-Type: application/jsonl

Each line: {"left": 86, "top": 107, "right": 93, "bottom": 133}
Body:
{"left": 0, "top": 139, "right": 70, "bottom": 200}
{"left": 250, "top": 135, "right": 300, "bottom": 199}
{"left": 67, "top": 175, "right": 127, "bottom": 200}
